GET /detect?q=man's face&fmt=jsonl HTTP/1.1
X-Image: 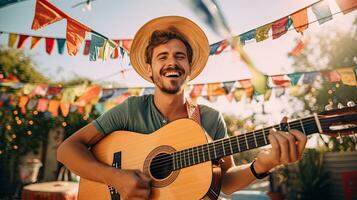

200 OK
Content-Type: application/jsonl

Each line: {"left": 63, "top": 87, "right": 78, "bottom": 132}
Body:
{"left": 148, "top": 39, "right": 191, "bottom": 94}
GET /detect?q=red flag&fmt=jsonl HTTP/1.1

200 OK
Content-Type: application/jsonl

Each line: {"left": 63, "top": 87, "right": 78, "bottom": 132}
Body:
{"left": 31, "top": 0, "right": 66, "bottom": 30}
{"left": 271, "top": 75, "right": 290, "bottom": 87}
{"left": 17, "top": 35, "right": 29, "bottom": 49}
{"left": 272, "top": 17, "right": 289, "bottom": 39}
{"left": 122, "top": 39, "right": 132, "bottom": 53}
{"left": 289, "top": 39, "right": 305, "bottom": 56}
{"left": 83, "top": 40, "right": 91, "bottom": 55}
{"left": 45, "top": 38, "right": 55, "bottom": 55}
{"left": 66, "top": 18, "right": 91, "bottom": 56}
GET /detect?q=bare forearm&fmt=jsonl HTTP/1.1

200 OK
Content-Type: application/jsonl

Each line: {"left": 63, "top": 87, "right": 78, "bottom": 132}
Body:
{"left": 57, "top": 140, "right": 112, "bottom": 184}
{"left": 221, "top": 163, "right": 256, "bottom": 195}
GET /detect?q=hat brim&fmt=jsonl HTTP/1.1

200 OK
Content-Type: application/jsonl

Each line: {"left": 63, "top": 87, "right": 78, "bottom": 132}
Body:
{"left": 130, "top": 16, "right": 209, "bottom": 83}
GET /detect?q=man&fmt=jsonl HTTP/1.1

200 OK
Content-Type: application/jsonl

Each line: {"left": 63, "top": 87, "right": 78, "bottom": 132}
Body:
{"left": 57, "top": 16, "right": 307, "bottom": 199}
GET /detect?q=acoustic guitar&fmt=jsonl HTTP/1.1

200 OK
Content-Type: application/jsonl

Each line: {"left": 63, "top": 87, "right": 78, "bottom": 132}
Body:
{"left": 78, "top": 106, "right": 357, "bottom": 200}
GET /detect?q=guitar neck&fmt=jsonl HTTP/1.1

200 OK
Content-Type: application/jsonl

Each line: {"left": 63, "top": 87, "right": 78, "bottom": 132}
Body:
{"left": 172, "top": 116, "right": 319, "bottom": 170}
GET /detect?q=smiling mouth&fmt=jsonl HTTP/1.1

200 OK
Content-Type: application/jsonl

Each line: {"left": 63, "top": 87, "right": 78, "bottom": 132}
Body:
{"left": 163, "top": 71, "right": 183, "bottom": 78}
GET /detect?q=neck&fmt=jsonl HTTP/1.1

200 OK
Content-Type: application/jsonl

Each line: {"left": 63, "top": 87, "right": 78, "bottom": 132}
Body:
{"left": 153, "top": 89, "right": 187, "bottom": 122}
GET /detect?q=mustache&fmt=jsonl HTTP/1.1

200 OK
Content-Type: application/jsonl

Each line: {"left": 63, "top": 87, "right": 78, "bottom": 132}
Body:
{"left": 160, "top": 65, "right": 185, "bottom": 75}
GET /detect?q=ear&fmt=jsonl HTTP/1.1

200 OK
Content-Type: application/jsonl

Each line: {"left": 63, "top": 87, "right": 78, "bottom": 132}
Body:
{"left": 147, "top": 64, "right": 153, "bottom": 77}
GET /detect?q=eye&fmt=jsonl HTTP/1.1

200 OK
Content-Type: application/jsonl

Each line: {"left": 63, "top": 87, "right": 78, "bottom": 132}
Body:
{"left": 158, "top": 56, "right": 167, "bottom": 60}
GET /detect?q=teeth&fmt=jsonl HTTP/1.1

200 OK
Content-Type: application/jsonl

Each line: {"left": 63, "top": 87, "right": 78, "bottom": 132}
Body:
{"left": 164, "top": 71, "right": 180, "bottom": 77}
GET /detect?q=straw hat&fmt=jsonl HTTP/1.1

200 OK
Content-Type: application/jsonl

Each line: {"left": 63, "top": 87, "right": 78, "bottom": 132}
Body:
{"left": 130, "top": 16, "right": 209, "bottom": 83}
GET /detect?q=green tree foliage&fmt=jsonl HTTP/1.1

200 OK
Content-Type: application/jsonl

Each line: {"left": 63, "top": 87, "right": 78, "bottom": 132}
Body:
{"left": 0, "top": 47, "right": 99, "bottom": 194}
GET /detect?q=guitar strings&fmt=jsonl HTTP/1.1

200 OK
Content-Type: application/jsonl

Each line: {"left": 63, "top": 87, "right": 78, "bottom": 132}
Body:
{"left": 125, "top": 114, "right": 356, "bottom": 172}
{"left": 146, "top": 119, "right": 326, "bottom": 171}
{"left": 138, "top": 119, "right": 324, "bottom": 170}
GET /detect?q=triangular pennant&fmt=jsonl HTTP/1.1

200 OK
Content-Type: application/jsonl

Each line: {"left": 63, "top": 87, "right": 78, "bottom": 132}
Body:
{"left": 36, "top": 98, "right": 49, "bottom": 112}
{"left": 31, "top": 0, "right": 65, "bottom": 30}
{"left": 289, "top": 39, "right": 305, "bottom": 56}
{"left": 190, "top": 84, "right": 205, "bottom": 97}
{"left": 8, "top": 33, "right": 18, "bottom": 47}
{"left": 18, "top": 96, "right": 29, "bottom": 114}
{"left": 56, "top": 38, "right": 66, "bottom": 54}
{"left": 209, "top": 42, "right": 220, "bottom": 55}
{"left": 102, "top": 39, "right": 117, "bottom": 61}
{"left": 287, "top": 72, "right": 302, "bottom": 86}
{"left": 291, "top": 8, "right": 308, "bottom": 33}
{"left": 271, "top": 75, "right": 290, "bottom": 87}
{"left": 122, "top": 40, "right": 132, "bottom": 53}
{"left": 223, "top": 81, "right": 236, "bottom": 93}
{"left": 48, "top": 100, "right": 60, "bottom": 117}
{"left": 60, "top": 102, "right": 70, "bottom": 117}
{"left": 45, "top": 38, "right": 55, "bottom": 55}
{"left": 46, "top": 86, "right": 63, "bottom": 96}
{"left": 207, "top": 83, "right": 226, "bottom": 96}
{"left": 66, "top": 18, "right": 91, "bottom": 56}
{"left": 17, "top": 35, "right": 29, "bottom": 49}
{"left": 311, "top": 0, "right": 333, "bottom": 25}
{"left": 31, "top": 36, "right": 42, "bottom": 49}
{"left": 27, "top": 99, "right": 38, "bottom": 110}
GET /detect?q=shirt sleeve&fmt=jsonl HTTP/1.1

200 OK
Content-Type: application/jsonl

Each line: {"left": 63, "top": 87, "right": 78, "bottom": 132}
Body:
{"left": 214, "top": 111, "right": 228, "bottom": 140}
{"left": 92, "top": 98, "right": 130, "bottom": 136}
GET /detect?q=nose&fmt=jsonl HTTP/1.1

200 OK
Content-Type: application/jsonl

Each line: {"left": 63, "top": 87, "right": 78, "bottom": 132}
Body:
{"left": 166, "top": 55, "right": 178, "bottom": 67}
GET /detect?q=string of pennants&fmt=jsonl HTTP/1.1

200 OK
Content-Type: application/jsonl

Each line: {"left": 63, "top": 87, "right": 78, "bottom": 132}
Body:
{"left": 1, "top": 67, "right": 356, "bottom": 117}
{"left": 2, "top": 0, "right": 356, "bottom": 60}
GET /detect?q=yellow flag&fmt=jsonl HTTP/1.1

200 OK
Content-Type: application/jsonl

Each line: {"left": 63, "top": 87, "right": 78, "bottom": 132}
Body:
{"left": 336, "top": 68, "right": 356, "bottom": 86}
{"left": 8, "top": 33, "right": 18, "bottom": 47}
{"left": 255, "top": 23, "right": 271, "bottom": 42}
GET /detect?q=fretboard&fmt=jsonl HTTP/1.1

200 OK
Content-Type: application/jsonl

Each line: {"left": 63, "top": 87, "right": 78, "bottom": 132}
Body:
{"left": 172, "top": 116, "right": 318, "bottom": 170}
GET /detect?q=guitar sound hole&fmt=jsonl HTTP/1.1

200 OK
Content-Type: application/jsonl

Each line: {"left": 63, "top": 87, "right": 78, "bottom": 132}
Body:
{"left": 150, "top": 153, "right": 173, "bottom": 180}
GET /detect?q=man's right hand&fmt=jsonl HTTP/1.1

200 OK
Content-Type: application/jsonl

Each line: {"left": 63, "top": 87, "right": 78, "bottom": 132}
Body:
{"left": 105, "top": 168, "right": 152, "bottom": 200}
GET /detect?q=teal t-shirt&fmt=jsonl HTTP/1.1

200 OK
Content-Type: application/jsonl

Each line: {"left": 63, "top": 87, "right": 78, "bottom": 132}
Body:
{"left": 93, "top": 95, "right": 227, "bottom": 140}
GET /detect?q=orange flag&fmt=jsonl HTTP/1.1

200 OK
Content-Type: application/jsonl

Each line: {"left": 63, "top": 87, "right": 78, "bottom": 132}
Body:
{"left": 48, "top": 100, "right": 60, "bottom": 117}
{"left": 122, "top": 39, "right": 133, "bottom": 53}
{"left": 74, "top": 85, "right": 101, "bottom": 107}
{"left": 291, "top": 8, "right": 308, "bottom": 33}
{"left": 31, "top": 0, "right": 66, "bottom": 30}
{"left": 207, "top": 83, "right": 226, "bottom": 96}
{"left": 60, "top": 102, "right": 70, "bottom": 117}
{"left": 31, "top": 36, "right": 42, "bottom": 49}
{"left": 335, "top": 0, "right": 357, "bottom": 14}
{"left": 66, "top": 18, "right": 91, "bottom": 56}
{"left": 289, "top": 39, "right": 305, "bottom": 56}
{"left": 18, "top": 96, "right": 29, "bottom": 114}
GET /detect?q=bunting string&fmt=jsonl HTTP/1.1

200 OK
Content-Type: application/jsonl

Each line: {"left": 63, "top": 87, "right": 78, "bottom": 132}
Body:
{"left": 1, "top": 67, "right": 356, "bottom": 116}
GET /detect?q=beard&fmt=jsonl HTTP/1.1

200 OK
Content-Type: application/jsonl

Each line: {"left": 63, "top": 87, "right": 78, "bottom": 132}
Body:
{"left": 151, "top": 66, "right": 189, "bottom": 94}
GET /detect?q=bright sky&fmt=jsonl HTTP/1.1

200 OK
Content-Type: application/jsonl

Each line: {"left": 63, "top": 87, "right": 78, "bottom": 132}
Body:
{"left": 0, "top": 0, "right": 356, "bottom": 128}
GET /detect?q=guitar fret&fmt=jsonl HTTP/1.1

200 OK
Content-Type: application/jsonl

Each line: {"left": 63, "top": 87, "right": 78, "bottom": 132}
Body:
{"left": 172, "top": 153, "right": 176, "bottom": 170}
{"left": 244, "top": 134, "right": 249, "bottom": 149}
{"left": 236, "top": 136, "right": 241, "bottom": 152}
{"left": 207, "top": 144, "right": 211, "bottom": 160}
{"left": 299, "top": 119, "right": 306, "bottom": 134}
{"left": 192, "top": 147, "right": 196, "bottom": 165}
{"left": 187, "top": 149, "right": 191, "bottom": 166}
{"left": 287, "top": 121, "right": 291, "bottom": 130}
{"left": 213, "top": 143, "right": 217, "bottom": 158}
{"left": 253, "top": 131, "right": 257, "bottom": 147}
{"left": 262, "top": 128, "right": 268, "bottom": 144}
{"left": 222, "top": 140, "right": 226, "bottom": 156}
{"left": 228, "top": 138, "right": 233, "bottom": 155}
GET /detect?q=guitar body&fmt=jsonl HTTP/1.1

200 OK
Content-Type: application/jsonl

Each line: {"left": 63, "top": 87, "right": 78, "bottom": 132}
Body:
{"left": 78, "top": 119, "right": 221, "bottom": 200}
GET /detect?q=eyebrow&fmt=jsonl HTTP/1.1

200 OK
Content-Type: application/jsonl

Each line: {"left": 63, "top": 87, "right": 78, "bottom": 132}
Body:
{"left": 156, "top": 51, "right": 187, "bottom": 58}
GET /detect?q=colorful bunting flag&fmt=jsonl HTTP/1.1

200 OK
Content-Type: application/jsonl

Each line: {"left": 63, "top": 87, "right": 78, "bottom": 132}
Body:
{"left": 272, "top": 17, "right": 289, "bottom": 39}
{"left": 207, "top": 83, "right": 226, "bottom": 96}
{"left": 311, "top": 0, "right": 333, "bottom": 25}
{"left": 89, "top": 34, "right": 105, "bottom": 61}
{"left": 291, "top": 8, "right": 309, "bottom": 33}
{"left": 303, "top": 72, "right": 320, "bottom": 84}
{"left": 190, "top": 84, "right": 205, "bottom": 97}
{"left": 27, "top": 99, "right": 37, "bottom": 110}
{"left": 289, "top": 39, "right": 305, "bottom": 56}
{"left": 18, "top": 96, "right": 29, "bottom": 114}
{"left": 66, "top": 18, "right": 91, "bottom": 56}
{"left": 17, "top": 35, "right": 29, "bottom": 49}
{"left": 30, "top": 36, "right": 42, "bottom": 49}
{"left": 60, "top": 102, "right": 70, "bottom": 117}
{"left": 287, "top": 72, "right": 302, "bottom": 86}
{"left": 122, "top": 40, "right": 132, "bottom": 53}
{"left": 36, "top": 98, "right": 48, "bottom": 112}
{"left": 336, "top": 68, "right": 357, "bottom": 86}
{"left": 8, "top": 33, "right": 18, "bottom": 47}
{"left": 335, "top": 0, "right": 357, "bottom": 14}
{"left": 31, "top": 0, "right": 65, "bottom": 30}
{"left": 74, "top": 85, "right": 101, "bottom": 107}
{"left": 223, "top": 81, "right": 236, "bottom": 93}
{"left": 255, "top": 23, "right": 271, "bottom": 42}
{"left": 322, "top": 70, "right": 341, "bottom": 82}
{"left": 240, "top": 29, "right": 256, "bottom": 45}
{"left": 48, "top": 100, "right": 60, "bottom": 117}
{"left": 46, "top": 86, "right": 63, "bottom": 96}
{"left": 56, "top": 38, "right": 66, "bottom": 54}
{"left": 271, "top": 75, "right": 290, "bottom": 87}
{"left": 45, "top": 38, "right": 55, "bottom": 55}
